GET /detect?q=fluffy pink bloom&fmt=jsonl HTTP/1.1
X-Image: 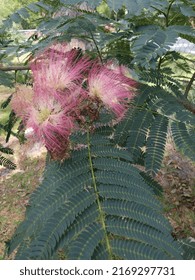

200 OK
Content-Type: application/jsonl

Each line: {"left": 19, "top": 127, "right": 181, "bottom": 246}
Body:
{"left": 29, "top": 89, "right": 77, "bottom": 159}
{"left": 11, "top": 84, "right": 77, "bottom": 159}
{"left": 10, "top": 85, "right": 33, "bottom": 122}
{"left": 11, "top": 43, "right": 93, "bottom": 159}
{"left": 87, "top": 63, "right": 137, "bottom": 118}
{"left": 106, "top": 62, "right": 138, "bottom": 90}
{"left": 30, "top": 43, "right": 91, "bottom": 100}
{"left": 11, "top": 45, "right": 137, "bottom": 160}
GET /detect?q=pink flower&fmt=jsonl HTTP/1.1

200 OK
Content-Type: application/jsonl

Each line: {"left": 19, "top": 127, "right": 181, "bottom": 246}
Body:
{"left": 106, "top": 62, "right": 138, "bottom": 90}
{"left": 87, "top": 63, "right": 137, "bottom": 118}
{"left": 30, "top": 43, "right": 91, "bottom": 100}
{"left": 28, "top": 89, "right": 77, "bottom": 159}
{"left": 10, "top": 85, "right": 33, "bottom": 122}
{"left": 11, "top": 84, "right": 77, "bottom": 160}
{"left": 11, "top": 44, "right": 138, "bottom": 160}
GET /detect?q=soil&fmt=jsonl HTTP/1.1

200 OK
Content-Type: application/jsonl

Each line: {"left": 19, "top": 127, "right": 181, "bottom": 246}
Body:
{"left": 156, "top": 141, "right": 195, "bottom": 239}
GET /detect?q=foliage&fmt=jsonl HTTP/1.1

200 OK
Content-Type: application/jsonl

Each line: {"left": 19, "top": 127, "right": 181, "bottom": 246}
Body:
{"left": 6, "top": 128, "right": 182, "bottom": 260}
{"left": 0, "top": 144, "right": 16, "bottom": 169}
{"left": 178, "top": 238, "right": 195, "bottom": 259}
{"left": 0, "top": 0, "right": 40, "bottom": 28}
{"left": 0, "top": 0, "right": 195, "bottom": 259}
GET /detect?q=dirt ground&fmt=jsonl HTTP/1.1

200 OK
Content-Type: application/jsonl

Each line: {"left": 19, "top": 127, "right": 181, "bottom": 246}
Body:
{"left": 0, "top": 136, "right": 46, "bottom": 258}
{"left": 156, "top": 142, "right": 195, "bottom": 239}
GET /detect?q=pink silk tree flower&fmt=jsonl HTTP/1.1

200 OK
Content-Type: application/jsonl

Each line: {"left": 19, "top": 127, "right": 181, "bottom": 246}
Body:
{"left": 26, "top": 91, "right": 76, "bottom": 160}
{"left": 11, "top": 85, "right": 76, "bottom": 160}
{"left": 87, "top": 64, "right": 137, "bottom": 118}
{"left": 30, "top": 43, "right": 91, "bottom": 100}
{"left": 106, "top": 62, "right": 138, "bottom": 90}
{"left": 10, "top": 85, "right": 33, "bottom": 122}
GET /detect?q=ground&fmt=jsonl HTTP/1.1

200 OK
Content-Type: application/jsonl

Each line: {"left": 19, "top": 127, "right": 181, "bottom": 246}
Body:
{"left": 0, "top": 136, "right": 46, "bottom": 259}
{"left": 0, "top": 88, "right": 195, "bottom": 259}
{"left": 156, "top": 142, "right": 195, "bottom": 239}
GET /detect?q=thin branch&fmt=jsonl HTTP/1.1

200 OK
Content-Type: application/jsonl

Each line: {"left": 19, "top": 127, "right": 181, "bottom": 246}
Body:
{"left": 0, "top": 65, "right": 30, "bottom": 72}
{"left": 156, "top": 57, "right": 163, "bottom": 86}
{"left": 150, "top": 6, "right": 166, "bottom": 18}
{"left": 178, "top": 98, "right": 195, "bottom": 115}
{"left": 87, "top": 129, "right": 112, "bottom": 259}
{"left": 184, "top": 72, "right": 195, "bottom": 98}
{"left": 166, "top": 0, "right": 175, "bottom": 27}
{"left": 90, "top": 31, "right": 103, "bottom": 64}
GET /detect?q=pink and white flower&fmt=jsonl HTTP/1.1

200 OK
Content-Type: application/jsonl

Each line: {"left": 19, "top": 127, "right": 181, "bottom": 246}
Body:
{"left": 32, "top": 93, "right": 75, "bottom": 159}
{"left": 11, "top": 42, "right": 138, "bottom": 160}
{"left": 87, "top": 63, "right": 137, "bottom": 118}
{"left": 30, "top": 43, "right": 90, "bottom": 100}
{"left": 10, "top": 85, "right": 33, "bottom": 122}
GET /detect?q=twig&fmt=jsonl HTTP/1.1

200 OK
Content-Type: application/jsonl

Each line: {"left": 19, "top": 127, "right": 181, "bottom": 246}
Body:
{"left": 184, "top": 72, "right": 195, "bottom": 98}
{"left": 0, "top": 65, "right": 30, "bottom": 72}
{"left": 90, "top": 31, "right": 103, "bottom": 64}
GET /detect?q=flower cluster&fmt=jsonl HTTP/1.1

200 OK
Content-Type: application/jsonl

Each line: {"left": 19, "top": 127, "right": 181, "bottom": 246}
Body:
{"left": 11, "top": 42, "right": 137, "bottom": 160}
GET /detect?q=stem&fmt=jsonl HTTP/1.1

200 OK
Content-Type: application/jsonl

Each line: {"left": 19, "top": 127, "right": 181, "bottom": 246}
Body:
{"left": 150, "top": 6, "right": 166, "bottom": 18}
{"left": 0, "top": 65, "right": 30, "bottom": 71}
{"left": 87, "top": 129, "right": 112, "bottom": 259}
{"left": 90, "top": 31, "right": 103, "bottom": 64}
{"left": 178, "top": 98, "right": 195, "bottom": 114}
{"left": 184, "top": 72, "right": 195, "bottom": 98}
{"left": 165, "top": 0, "right": 175, "bottom": 27}
{"left": 156, "top": 57, "right": 163, "bottom": 86}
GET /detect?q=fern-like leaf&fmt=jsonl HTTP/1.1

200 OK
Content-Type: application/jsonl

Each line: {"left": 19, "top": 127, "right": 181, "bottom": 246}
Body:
{"left": 7, "top": 129, "right": 182, "bottom": 260}
{"left": 0, "top": 155, "right": 16, "bottom": 169}
{"left": 178, "top": 238, "right": 195, "bottom": 260}
{"left": 126, "top": 109, "right": 154, "bottom": 161}
{"left": 145, "top": 114, "right": 168, "bottom": 175}
{"left": 171, "top": 122, "right": 195, "bottom": 161}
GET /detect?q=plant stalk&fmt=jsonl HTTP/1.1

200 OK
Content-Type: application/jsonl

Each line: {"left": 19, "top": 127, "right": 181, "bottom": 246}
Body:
{"left": 87, "top": 129, "right": 112, "bottom": 259}
{"left": 184, "top": 72, "right": 195, "bottom": 99}
{"left": 0, "top": 65, "right": 30, "bottom": 71}
{"left": 90, "top": 31, "right": 103, "bottom": 64}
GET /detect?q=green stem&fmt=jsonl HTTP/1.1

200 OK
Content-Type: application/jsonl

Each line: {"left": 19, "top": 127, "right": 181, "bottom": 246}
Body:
{"left": 87, "top": 129, "right": 112, "bottom": 259}
{"left": 156, "top": 57, "right": 163, "bottom": 86}
{"left": 90, "top": 31, "right": 103, "bottom": 64}
{"left": 184, "top": 72, "right": 195, "bottom": 99}
{"left": 0, "top": 65, "right": 30, "bottom": 71}
{"left": 165, "top": 0, "right": 175, "bottom": 27}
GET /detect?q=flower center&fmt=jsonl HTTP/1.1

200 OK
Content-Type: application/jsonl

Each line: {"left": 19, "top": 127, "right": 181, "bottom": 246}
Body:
{"left": 37, "top": 107, "right": 52, "bottom": 124}
{"left": 91, "top": 87, "right": 100, "bottom": 97}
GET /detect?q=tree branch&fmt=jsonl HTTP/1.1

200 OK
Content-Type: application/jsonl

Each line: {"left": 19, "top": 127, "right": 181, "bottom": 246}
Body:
{"left": 184, "top": 71, "right": 195, "bottom": 98}
{"left": 0, "top": 65, "right": 30, "bottom": 71}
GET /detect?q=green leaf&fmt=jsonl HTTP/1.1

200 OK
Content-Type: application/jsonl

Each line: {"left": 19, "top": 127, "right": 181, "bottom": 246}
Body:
{"left": 10, "top": 13, "right": 22, "bottom": 24}
{"left": 0, "top": 145, "right": 14, "bottom": 155}
{"left": 169, "top": 25, "right": 195, "bottom": 38}
{"left": 132, "top": 28, "right": 178, "bottom": 69}
{"left": 145, "top": 115, "right": 168, "bottom": 175}
{"left": 7, "top": 130, "right": 182, "bottom": 260}
{"left": 0, "top": 71, "right": 14, "bottom": 87}
{"left": 1, "top": 94, "right": 13, "bottom": 109}
{"left": 171, "top": 122, "right": 195, "bottom": 162}
{"left": 0, "top": 155, "right": 16, "bottom": 169}
{"left": 96, "top": 0, "right": 111, "bottom": 18}
{"left": 26, "top": 3, "right": 41, "bottom": 13}
{"left": 110, "top": 238, "right": 170, "bottom": 260}
{"left": 17, "top": 8, "right": 30, "bottom": 19}
{"left": 178, "top": 238, "right": 195, "bottom": 260}
{"left": 126, "top": 109, "right": 154, "bottom": 161}
{"left": 68, "top": 222, "right": 104, "bottom": 259}
{"left": 180, "top": 5, "right": 195, "bottom": 17}
{"left": 107, "top": 0, "right": 151, "bottom": 14}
